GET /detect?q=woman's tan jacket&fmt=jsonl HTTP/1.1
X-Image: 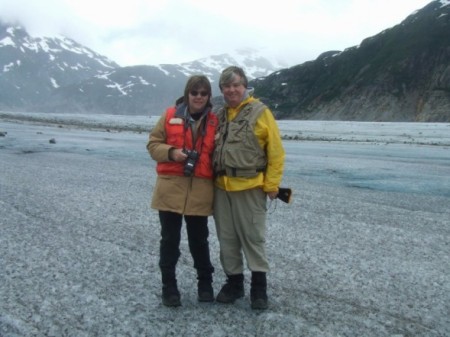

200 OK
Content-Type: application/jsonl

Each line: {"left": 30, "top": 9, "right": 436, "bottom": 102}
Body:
{"left": 147, "top": 108, "right": 217, "bottom": 216}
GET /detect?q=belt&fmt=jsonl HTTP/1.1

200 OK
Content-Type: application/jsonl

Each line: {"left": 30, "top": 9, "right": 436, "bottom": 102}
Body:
{"left": 215, "top": 167, "right": 265, "bottom": 177}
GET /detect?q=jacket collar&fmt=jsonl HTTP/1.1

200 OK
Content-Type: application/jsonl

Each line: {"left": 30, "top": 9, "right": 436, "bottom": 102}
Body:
{"left": 174, "top": 103, "right": 188, "bottom": 119}
{"left": 174, "top": 102, "right": 210, "bottom": 120}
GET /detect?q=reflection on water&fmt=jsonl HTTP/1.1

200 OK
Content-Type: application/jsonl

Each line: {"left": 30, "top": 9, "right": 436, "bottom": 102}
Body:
{"left": 283, "top": 141, "right": 450, "bottom": 197}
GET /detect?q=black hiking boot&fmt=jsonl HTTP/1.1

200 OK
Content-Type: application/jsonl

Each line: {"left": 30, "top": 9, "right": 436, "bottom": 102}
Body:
{"left": 162, "top": 284, "right": 181, "bottom": 307}
{"left": 197, "top": 269, "right": 214, "bottom": 302}
{"left": 250, "top": 272, "right": 268, "bottom": 310}
{"left": 198, "top": 280, "right": 214, "bottom": 302}
{"left": 161, "top": 269, "right": 181, "bottom": 307}
{"left": 216, "top": 274, "right": 244, "bottom": 304}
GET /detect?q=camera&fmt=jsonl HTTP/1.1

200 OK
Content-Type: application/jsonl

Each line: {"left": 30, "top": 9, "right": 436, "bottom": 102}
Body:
{"left": 182, "top": 149, "right": 199, "bottom": 176}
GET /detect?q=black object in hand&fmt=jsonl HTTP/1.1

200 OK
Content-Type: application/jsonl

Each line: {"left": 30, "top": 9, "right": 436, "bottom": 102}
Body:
{"left": 182, "top": 148, "right": 199, "bottom": 176}
{"left": 277, "top": 187, "right": 292, "bottom": 203}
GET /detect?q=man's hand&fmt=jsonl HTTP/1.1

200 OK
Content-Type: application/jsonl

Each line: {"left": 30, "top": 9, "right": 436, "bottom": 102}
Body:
{"left": 267, "top": 191, "right": 278, "bottom": 200}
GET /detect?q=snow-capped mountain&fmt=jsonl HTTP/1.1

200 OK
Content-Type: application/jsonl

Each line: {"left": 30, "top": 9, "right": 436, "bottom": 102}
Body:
{"left": 0, "top": 23, "right": 119, "bottom": 110}
{"left": 0, "top": 21, "right": 285, "bottom": 115}
{"left": 34, "top": 50, "right": 285, "bottom": 116}
{"left": 177, "top": 48, "right": 287, "bottom": 84}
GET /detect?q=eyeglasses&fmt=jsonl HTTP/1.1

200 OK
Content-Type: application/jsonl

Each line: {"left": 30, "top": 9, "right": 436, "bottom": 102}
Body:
{"left": 190, "top": 90, "right": 209, "bottom": 97}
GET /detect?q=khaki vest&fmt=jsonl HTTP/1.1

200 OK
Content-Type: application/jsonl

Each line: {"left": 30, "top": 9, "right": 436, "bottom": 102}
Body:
{"left": 213, "top": 101, "right": 267, "bottom": 178}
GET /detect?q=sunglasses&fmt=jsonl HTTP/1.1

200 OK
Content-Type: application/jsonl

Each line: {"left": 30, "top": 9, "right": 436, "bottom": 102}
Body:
{"left": 190, "top": 90, "right": 209, "bottom": 97}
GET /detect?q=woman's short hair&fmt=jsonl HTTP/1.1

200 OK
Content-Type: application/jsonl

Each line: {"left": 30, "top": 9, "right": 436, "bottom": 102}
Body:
{"left": 219, "top": 66, "right": 248, "bottom": 90}
{"left": 183, "top": 75, "right": 212, "bottom": 106}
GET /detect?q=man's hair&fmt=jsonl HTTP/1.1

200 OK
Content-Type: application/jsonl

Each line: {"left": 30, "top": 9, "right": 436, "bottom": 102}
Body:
{"left": 183, "top": 75, "right": 212, "bottom": 106}
{"left": 219, "top": 66, "right": 248, "bottom": 90}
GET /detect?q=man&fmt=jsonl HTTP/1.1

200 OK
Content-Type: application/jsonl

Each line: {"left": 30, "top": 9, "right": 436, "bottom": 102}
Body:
{"left": 213, "top": 66, "right": 285, "bottom": 310}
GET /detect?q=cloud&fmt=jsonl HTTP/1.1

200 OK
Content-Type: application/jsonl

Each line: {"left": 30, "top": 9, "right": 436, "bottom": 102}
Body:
{"left": 0, "top": 0, "right": 432, "bottom": 67}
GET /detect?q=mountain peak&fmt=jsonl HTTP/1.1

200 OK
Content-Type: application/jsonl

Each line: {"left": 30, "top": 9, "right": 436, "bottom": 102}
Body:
{"left": 174, "top": 48, "right": 286, "bottom": 81}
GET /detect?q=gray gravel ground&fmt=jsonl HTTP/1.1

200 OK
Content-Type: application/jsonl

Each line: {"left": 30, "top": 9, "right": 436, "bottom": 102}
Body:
{"left": 0, "top": 119, "right": 449, "bottom": 337}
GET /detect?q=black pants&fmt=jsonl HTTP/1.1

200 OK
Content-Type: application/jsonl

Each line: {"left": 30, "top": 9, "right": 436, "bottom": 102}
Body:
{"left": 159, "top": 211, "right": 214, "bottom": 282}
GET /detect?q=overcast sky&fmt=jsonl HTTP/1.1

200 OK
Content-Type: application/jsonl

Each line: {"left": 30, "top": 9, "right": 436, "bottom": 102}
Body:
{"left": 1, "top": 0, "right": 432, "bottom": 67}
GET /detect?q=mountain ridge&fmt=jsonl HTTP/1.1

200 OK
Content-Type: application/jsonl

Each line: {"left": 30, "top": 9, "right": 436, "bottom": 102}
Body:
{"left": 1, "top": 0, "right": 449, "bottom": 121}
{"left": 0, "top": 21, "right": 284, "bottom": 115}
{"left": 251, "top": 0, "right": 450, "bottom": 122}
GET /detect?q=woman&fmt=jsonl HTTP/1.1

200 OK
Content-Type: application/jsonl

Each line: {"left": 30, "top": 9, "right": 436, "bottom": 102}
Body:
{"left": 147, "top": 75, "right": 218, "bottom": 307}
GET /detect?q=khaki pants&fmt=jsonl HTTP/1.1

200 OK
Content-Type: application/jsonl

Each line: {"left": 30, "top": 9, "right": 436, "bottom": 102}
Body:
{"left": 214, "top": 187, "right": 269, "bottom": 275}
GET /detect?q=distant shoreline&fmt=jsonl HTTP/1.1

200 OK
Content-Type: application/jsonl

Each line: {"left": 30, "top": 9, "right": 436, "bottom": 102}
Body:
{"left": 0, "top": 111, "right": 152, "bottom": 133}
{"left": 2, "top": 111, "right": 450, "bottom": 146}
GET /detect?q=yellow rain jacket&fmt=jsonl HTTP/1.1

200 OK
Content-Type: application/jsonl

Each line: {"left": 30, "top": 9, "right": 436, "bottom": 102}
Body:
{"left": 214, "top": 96, "right": 285, "bottom": 193}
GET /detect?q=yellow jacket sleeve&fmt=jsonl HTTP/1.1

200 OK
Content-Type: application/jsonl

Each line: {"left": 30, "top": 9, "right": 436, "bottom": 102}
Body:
{"left": 255, "top": 108, "right": 285, "bottom": 192}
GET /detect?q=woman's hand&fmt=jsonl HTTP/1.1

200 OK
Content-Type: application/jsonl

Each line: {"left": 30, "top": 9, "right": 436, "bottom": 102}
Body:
{"left": 169, "top": 148, "right": 188, "bottom": 162}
